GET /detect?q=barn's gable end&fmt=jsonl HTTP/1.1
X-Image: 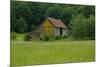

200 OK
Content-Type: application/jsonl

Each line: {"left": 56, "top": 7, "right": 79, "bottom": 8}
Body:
{"left": 39, "top": 19, "right": 55, "bottom": 37}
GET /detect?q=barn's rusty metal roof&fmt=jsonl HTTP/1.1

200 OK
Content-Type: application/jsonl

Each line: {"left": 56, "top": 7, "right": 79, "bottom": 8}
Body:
{"left": 48, "top": 17, "right": 67, "bottom": 28}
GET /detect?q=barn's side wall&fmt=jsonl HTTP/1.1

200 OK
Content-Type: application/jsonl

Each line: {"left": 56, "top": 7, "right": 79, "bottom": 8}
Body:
{"left": 54, "top": 28, "right": 67, "bottom": 36}
{"left": 62, "top": 28, "right": 67, "bottom": 36}
{"left": 54, "top": 28, "right": 60, "bottom": 36}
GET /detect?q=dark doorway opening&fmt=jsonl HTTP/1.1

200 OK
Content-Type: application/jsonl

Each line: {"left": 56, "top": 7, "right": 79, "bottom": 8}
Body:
{"left": 60, "top": 28, "right": 62, "bottom": 35}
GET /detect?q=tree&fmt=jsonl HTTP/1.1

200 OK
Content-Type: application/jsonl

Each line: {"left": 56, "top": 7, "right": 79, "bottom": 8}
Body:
{"left": 11, "top": 2, "right": 17, "bottom": 32}
{"left": 82, "top": 6, "right": 95, "bottom": 18}
{"left": 11, "top": 1, "right": 33, "bottom": 32}
{"left": 11, "top": 1, "right": 95, "bottom": 35}
{"left": 61, "top": 7, "right": 76, "bottom": 29}
{"left": 45, "top": 4, "right": 62, "bottom": 19}
{"left": 71, "top": 14, "right": 95, "bottom": 40}
{"left": 85, "top": 15, "right": 95, "bottom": 39}
{"left": 70, "top": 14, "right": 87, "bottom": 39}
{"left": 15, "top": 17, "right": 27, "bottom": 33}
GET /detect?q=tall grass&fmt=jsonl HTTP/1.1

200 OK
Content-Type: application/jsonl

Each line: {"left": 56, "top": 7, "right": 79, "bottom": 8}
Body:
{"left": 10, "top": 40, "right": 95, "bottom": 66}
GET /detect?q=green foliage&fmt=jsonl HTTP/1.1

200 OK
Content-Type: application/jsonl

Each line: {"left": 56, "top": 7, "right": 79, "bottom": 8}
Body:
{"left": 15, "top": 17, "right": 27, "bottom": 33}
{"left": 11, "top": 1, "right": 33, "bottom": 32}
{"left": 40, "top": 37, "right": 43, "bottom": 40}
{"left": 46, "top": 4, "right": 62, "bottom": 19}
{"left": 11, "top": 1, "right": 95, "bottom": 40}
{"left": 41, "top": 35, "right": 65, "bottom": 41}
{"left": 71, "top": 14, "right": 95, "bottom": 40}
{"left": 62, "top": 35, "right": 68, "bottom": 38}
{"left": 71, "top": 14, "right": 86, "bottom": 39}
{"left": 40, "top": 35, "right": 56, "bottom": 41}
{"left": 24, "top": 33, "right": 32, "bottom": 41}
{"left": 82, "top": 6, "right": 95, "bottom": 18}
{"left": 43, "top": 35, "right": 50, "bottom": 41}
{"left": 11, "top": 32, "right": 16, "bottom": 40}
{"left": 85, "top": 15, "right": 95, "bottom": 39}
{"left": 55, "top": 36, "right": 62, "bottom": 40}
{"left": 61, "top": 7, "right": 76, "bottom": 28}
{"left": 11, "top": 1, "right": 95, "bottom": 33}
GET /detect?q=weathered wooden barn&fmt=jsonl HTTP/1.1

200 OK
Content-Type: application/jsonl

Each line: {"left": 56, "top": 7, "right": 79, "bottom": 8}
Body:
{"left": 38, "top": 17, "right": 68, "bottom": 37}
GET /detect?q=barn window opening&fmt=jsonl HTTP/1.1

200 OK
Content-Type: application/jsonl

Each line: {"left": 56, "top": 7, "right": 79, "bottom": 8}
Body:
{"left": 60, "top": 28, "right": 62, "bottom": 35}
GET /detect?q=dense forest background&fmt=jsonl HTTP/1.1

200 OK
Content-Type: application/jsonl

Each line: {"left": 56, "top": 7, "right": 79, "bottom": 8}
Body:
{"left": 11, "top": 1, "right": 95, "bottom": 40}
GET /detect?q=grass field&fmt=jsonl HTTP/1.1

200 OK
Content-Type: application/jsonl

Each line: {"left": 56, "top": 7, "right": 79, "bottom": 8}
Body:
{"left": 10, "top": 39, "right": 95, "bottom": 66}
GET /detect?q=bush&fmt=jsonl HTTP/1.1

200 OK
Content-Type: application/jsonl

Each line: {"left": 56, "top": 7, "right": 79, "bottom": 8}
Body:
{"left": 24, "top": 34, "right": 32, "bottom": 41}
{"left": 40, "top": 35, "right": 55, "bottom": 41}
{"left": 62, "top": 35, "right": 68, "bottom": 38}
{"left": 55, "top": 36, "right": 62, "bottom": 40}
{"left": 40, "top": 37, "right": 43, "bottom": 40}
{"left": 11, "top": 32, "right": 16, "bottom": 40}
{"left": 43, "top": 35, "right": 50, "bottom": 41}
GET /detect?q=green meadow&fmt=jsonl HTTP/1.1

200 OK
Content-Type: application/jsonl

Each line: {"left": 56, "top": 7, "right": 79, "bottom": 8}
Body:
{"left": 11, "top": 39, "right": 95, "bottom": 66}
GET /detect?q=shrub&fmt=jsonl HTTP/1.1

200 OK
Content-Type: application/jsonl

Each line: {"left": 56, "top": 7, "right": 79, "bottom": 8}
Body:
{"left": 40, "top": 37, "right": 43, "bottom": 40}
{"left": 43, "top": 35, "right": 49, "bottom": 41}
{"left": 62, "top": 35, "right": 68, "bottom": 38}
{"left": 40, "top": 35, "right": 55, "bottom": 41}
{"left": 24, "top": 34, "right": 32, "bottom": 41}
{"left": 40, "top": 36, "right": 43, "bottom": 41}
{"left": 11, "top": 32, "right": 16, "bottom": 40}
{"left": 55, "top": 36, "right": 62, "bottom": 40}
